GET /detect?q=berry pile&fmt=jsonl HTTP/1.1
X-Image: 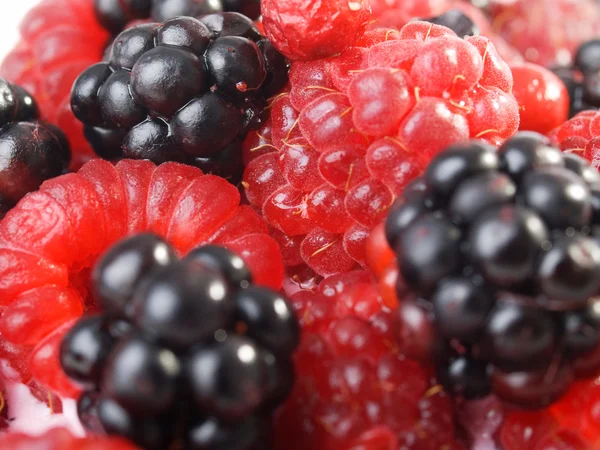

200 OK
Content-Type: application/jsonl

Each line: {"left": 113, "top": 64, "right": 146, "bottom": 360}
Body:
{"left": 275, "top": 271, "right": 464, "bottom": 450}
{"left": 243, "top": 19, "right": 519, "bottom": 277}
{"left": 386, "top": 133, "right": 600, "bottom": 408}
{"left": 0, "top": 427, "right": 139, "bottom": 449}
{"left": 60, "top": 234, "right": 298, "bottom": 450}
{"left": 0, "top": 158, "right": 284, "bottom": 398}
{"left": 72, "top": 13, "right": 288, "bottom": 180}
{"left": 0, "top": 77, "right": 70, "bottom": 218}
{"left": 95, "top": 0, "right": 261, "bottom": 34}
{"left": 0, "top": 0, "right": 109, "bottom": 168}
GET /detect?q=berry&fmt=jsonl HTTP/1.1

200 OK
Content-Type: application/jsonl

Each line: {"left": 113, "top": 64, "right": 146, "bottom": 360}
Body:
{"left": 511, "top": 63, "right": 570, "bottom": 134}
{"left": 262, "top": 0, "right": 371, "bottom": 60}
{"left": 243, "top": 20, "right": 519, "bottom": 277}
{"left": 0, "top": 0, "right": 109, "bottom": 168}
{"left": 490, "top": 0, "right": 600, "bottom": 67}
{"left": 94, "top": 0, "right": 262, "bottom": 35}
{"left": 386, "top": 133, "right": 600, "bottom": 408}
{"left": 0, "top": 159, "right": 284, "bottom": 398}
{"left": 71, "top": 14, "right": 288, "bottom": 179}
{"left": 60, "top": 235, "right": 299, "bottom": 450}
{"left": 0, "top": 428, "right": 139, "bottom": 450}
{"left": 551, "top": 110, "right": 600, "bottom": 166}
{"left": 275, "top": 273, "right": 463, "bottom": 450}
{"left": 0, "top": 77, "right": 70, "bottom": 218}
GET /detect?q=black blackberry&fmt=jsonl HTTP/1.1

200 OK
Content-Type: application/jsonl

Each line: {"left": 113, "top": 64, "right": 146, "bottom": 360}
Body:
{"left": 0, "top": 77, "right": 70, "bottom": 218}
{"left": 386, "top": 132, "right": 600, "bottom": 408}
{"left": 94, "top": 0, "right": 261, "bottom": 35}
{"left": 72, "top": 14, "right": 287, "bottom": 182}
{"left": 60, "top": 233, "right": 299, "bottom": 450}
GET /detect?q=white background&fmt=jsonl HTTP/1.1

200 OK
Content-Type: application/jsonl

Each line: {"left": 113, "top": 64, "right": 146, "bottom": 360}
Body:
{"left": 0, "top": 2, "right": 41, "bottom": 61}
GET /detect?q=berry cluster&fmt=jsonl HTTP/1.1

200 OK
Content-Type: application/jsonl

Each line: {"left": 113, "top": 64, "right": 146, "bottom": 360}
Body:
{"left": 386, "top": 132, "right": 600, "bottom": 408}
{"left": 72, "top": 13, "right": 288, "bottom": 180}
{"left": 0, "top": 159, "right": 284, "bottom": 399}
{"left": 0, "top": 0, "right": 109, "bottom": 168}
{"left": 95, "top": 0, "right": 261, "bottom": 34}
{"left": 275, "top": 271, "right": 464, "bottom": 450}
{"left": 0, "top": 76, "right": 70, "bottom": 217}
{"left": 60, "top": 235, "right": 299, "bottom": 450}
{"left": 243, "top": 19, "right": 519, "bottom": 277}
{"left": 551, "top": 110, "right": 600, "bottom": 167}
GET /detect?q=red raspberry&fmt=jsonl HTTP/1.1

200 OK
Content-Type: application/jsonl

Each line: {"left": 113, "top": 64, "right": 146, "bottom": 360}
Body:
{"left": 0, "top": 428, "right": 138, "bottom": 450}
{"left": 0, "top": 0, "right": 109, "bottom": 168}
{"left": 551, "top": 110, "right": 600, "bottom": 166}
{"left": 0, "top": 159, "right": 284, "bottom": 397}
{"left": 490, "top": 0, "right": 600, "bottom": 67}
{"left": 275, "top": 273, "right": 463, "bottom": 450}
{"left": 511, "top": 62, "right": 570, "bottom": 134}
{"left": 261, "top": 0, "right": 371, "bottom": 60}
{"left": 243, "top": 20, "right": 519, "bottom": 277}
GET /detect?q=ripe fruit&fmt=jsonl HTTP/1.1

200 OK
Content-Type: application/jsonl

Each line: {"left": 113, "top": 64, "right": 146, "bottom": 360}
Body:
{"left": 94, "top": 0, "right": 262, "bottom": 34}
{"left": 61, "top": 236, "right": 298, "bottom": 450}
{"left": 386, "top": 133, "right": 600, "bottom": 408}
{"left": 275, "top": 272, "right": 464, "bottom": 450}
{"left": 71, "top": 14, "right": 288, "bottom": 180}
{"left": 511, "top": 62, "right": 570, "bottom": 134}
{"left": 0, "top": 77, "right": 70, "bottom": 217}
{"left": 261, "top": 0, "right": 371, "bottom": 60}
{"left": 243, "top": 20, "right": 519, "bottom": 277}
{"left": 0, "top": 428, "right": 139, "bottom": 450}
{"left": 490, "top": 0, "right": 600, "bottom": 67}
{"left": 0, "top": 158, "right": 284, "bottom": 397}
{"left": 0, "top": 0, "right": 109, "bottom": 168}
{"left": 551, "top": 110, "right": 600, "bottom": 167}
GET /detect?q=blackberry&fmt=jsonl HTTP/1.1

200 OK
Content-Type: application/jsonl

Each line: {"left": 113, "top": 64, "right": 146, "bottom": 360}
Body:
{"left": 60, "top": 233, "right": 299, "bottom": 450}
{"left": 71, "top": 14, "right": 288, "bottom": 182}
{"left": 94, "top": 0, "right": 261, "bottom": 35}
{"left": 386, "top": 132, "right": 600, "bottom": 408}
{"left": 0, "top": 77, "right": 70, "bottom": 218}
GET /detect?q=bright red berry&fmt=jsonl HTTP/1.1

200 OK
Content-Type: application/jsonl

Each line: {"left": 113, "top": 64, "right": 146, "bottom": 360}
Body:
{"left": 511, "top": 62, "right": 570, "bottom": 135}
{"left": 262, "top": 0, "right": 371, "bottom": 61}
{"left": 0, "top": 159, "right": 284, "bottom": 397}
{"left": 244, "top": 20, "right": 519, "bottom": 277}
{"left": 0, "top": 427, "right": 139, "bottom": 450}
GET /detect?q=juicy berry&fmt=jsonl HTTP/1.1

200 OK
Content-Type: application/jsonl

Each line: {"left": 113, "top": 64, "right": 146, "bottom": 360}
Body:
{"left": 0, "top": 428, "right": 139, "bottom": 450}
{"left": 0, "top": 77, "right": 70, "bottom": 218}
{"left": 243, "top": 19, "right": 519, "bottom": 277}
{"left": 95, "top": 0, "right": 262, "bottom": 34}
{"left": 275, "top": 272, "right": 464, "bottom": 450}
{"left": 0, "top": 158, "right": 284, "bottom": 398}
{"left": 551, "top": 109, "right": 600, "bottom": 166}
{"left": 511, "top": 62, "right": 570, "bottom": 134}
{"left": 61, "top": 235, "right": 299, "bottom": 450}
{"left": 0, "top": 0, "right": 109, "bottom": 168}
{"left": 262, "top": 0, "right": 371, "bottom": 60}
{"left": 71, "top": 14, "right": 288, "bottom": 180}
{"left": 386, "top": 133, "right": 600, "bottom": 408}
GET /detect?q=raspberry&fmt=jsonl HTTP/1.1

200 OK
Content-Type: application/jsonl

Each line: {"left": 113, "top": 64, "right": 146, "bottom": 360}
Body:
{"left": 243, "top": 20, "right": 519, "bottom": 277}
{"left": 490, "top": 0, "right": 600, "bottom": 67}
{"left": 95, "top": 0, "right": 262, "bottom": 34}
{"left": 551, "top": 110, "right": 600, "bottom": 167}
{"left": 511, "top": 62, "right": 570, "bottom": 134}
{"left": 71, "top": 14, "right": 288, "bottom": 180}
{"left": 0, "top": 0, "right": 109, "bottom": 169}
{"left": 261, "top": 0, "right": 371, "bottom": 60}
{"left": 275, "top": 273, "right": 463, "bottom": 450}
{"left": 60, "top": 235, "right": 299, "bottom": 449}
{"left": 0, "top": 428, "right": 138, "bottom": 450}
{"left": 0, "top": 77, "right": 70, "bottom": 218}
{"left": 386, "top": 133, "right": 600, "bottom": 408}
{"left": 0, "top": 159, "right": 284, "bottom": 398}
